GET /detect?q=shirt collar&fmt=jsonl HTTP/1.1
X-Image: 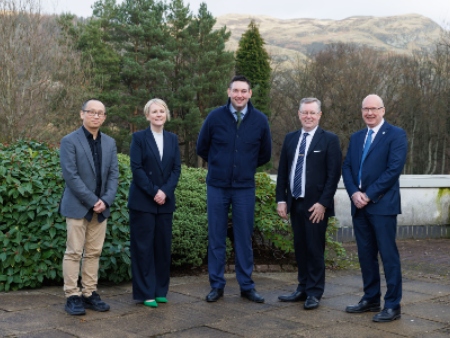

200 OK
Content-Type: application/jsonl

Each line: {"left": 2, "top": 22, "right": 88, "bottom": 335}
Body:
{"left": 368, "top": 118, "right": 385, "bottom": 135}
{"left": 301, "top": 126, "right": 318, "bottom": 138}
{"left": 229, "top": 104, "right": 248, "bottom": 116}
{"left": 82, "top": 125, "right": 101, "bottom": 141}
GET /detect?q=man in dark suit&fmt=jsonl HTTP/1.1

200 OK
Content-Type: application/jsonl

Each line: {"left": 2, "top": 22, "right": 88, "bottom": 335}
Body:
{"left": 342, "top": 94, "right": 407, "bottom": 322}
{"left": 276, "top": 97, "right": 341, "bottom": 310}
{"left": 59, "top": 99, "right": 119, "bottom": 315}
{"left": 197, "top": 75, "right": 272, "bottom": 303}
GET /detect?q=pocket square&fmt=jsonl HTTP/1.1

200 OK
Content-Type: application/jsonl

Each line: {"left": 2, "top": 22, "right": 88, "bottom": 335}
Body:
{"left": 313, "top": 150, "right": 321, "bottom": 153}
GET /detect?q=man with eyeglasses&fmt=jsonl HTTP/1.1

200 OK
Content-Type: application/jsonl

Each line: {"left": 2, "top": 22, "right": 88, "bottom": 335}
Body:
{"left": 59, "top": 99, "right": 119, "bottom": 315}
{"left": 276, "top": 97, "right": 341, "bottom": 310}
{"left": 342, "top": 94, "right": 407, "bottom": 322}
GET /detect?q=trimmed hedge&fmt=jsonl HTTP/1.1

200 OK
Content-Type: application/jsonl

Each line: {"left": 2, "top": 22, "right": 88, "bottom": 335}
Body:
{"left": 0, "top": 140, "right": 345, "bottom": 291}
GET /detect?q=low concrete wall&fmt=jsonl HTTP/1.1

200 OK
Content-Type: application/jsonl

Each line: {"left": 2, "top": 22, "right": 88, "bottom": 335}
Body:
{"left": 271, "top": 175, "right": 450, "bottom": 241}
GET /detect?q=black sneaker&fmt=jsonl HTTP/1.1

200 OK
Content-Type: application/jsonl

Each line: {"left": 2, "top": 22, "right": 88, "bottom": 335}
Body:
{"left": 65, "top": 295, "right": 86, "bottom": 315}
{"left": 82, "top": 291, "right": 110, "bottom": 312}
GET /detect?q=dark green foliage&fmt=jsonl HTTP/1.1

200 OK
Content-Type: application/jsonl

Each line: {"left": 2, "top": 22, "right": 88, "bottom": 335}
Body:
{"left": 0, "top": 141, "right": 211, "bottom": 291}
{"left": 0, "top": 141, "right": 133, "bottom": 291}
{"left": 59, "top": 0, "right": 235, "bottom": 160}
{"left": 171, "top": 167, "right": 208, "bottom": 266}
{"left": 252, "top": 172, "right": 346, "bottom": 266}
{"left": 235, "top": 20, "right": 271, "bottom": 117}
{"left": 99, "top": 153, "right": 133, "bottom": 283}
{"left": 254, "top": 173, "right": 292, "bottom": 255}
{"left": 166, "top": 1, "right": 235, "bottom": 166}
{"left": 325, "top": 217, "right": 347, "bottom": 267}
{"left": 0, "top": 141, "right": 66, "bottom": 291}
{"left": 0, "top": 141, "right": 345, "bottom": 291}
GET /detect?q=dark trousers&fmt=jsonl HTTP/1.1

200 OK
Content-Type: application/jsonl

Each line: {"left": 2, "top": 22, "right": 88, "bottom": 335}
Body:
{"left": 129, "top": 209, "right": 173, "bottom": 301}
{"left": 207, "top": 185, "right": 256, "bottom": 291}
{"left": 353, "top": 208, "right": 402, "bottom": 309}
{"left": 290, "top": 198, "right": 328, "bottom": 299}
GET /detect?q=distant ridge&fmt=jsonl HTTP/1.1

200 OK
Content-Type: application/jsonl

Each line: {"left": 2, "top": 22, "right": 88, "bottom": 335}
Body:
{"left": 214, "top": 13, "right": 443, "bottom": 65}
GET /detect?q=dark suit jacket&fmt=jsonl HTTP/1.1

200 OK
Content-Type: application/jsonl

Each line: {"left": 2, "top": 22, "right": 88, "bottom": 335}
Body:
{"left": 276, "top": 127, "right": 342, "bottom": 215}
{"left": 127, "top": 128, "right": 181, "bottom": 214}
{"left": 342, "top": 121, "right": 408, "bottom": 216}
{"left": 59, "top": 127, "right": 119, "bottom": 219}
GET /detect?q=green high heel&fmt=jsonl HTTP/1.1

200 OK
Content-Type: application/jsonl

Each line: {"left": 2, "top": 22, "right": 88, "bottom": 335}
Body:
{"left": 155, "top": 297, "right": 168, "bottom": 303}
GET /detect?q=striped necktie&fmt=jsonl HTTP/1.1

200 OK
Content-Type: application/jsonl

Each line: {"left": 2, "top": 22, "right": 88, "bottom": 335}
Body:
{"left": 236, "top": 111, "right": 242, "bottom": 128}
{"left": 292, "top": 132, "right": 309, "bottom": 198}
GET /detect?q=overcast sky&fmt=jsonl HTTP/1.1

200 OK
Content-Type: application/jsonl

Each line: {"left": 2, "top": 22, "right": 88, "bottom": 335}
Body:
{"left": 45, "top": 0, "right": 450, "bottom": 26}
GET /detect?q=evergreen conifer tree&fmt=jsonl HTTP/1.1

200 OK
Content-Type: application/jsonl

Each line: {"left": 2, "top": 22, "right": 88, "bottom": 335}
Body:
{"left": 235, "top": 20, "right": 271, "bottom": 117}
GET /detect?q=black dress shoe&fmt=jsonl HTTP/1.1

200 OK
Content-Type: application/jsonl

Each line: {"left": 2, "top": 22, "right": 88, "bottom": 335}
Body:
{"left": 65, "top": 295, "right": 86, "bottom": 315}
{"left": 82, "top": 291, "right": 110, "bottom": 312}
{"left": 206, "top": 288, "right": 224, "bottom": 302}
{"left": 278, "top": 291, "right": 307, "bottom": 302}
{"left": 345, "top": 300, "right": 381, "bottom": 313}
{"left": 240, "top": 289, "right": 265, "bottom": 303}
{"left": 372, "top": 307, "right": 401, "bottom": 322}
{"left": 304, "top": 296, "right": 320, "bottom": 310}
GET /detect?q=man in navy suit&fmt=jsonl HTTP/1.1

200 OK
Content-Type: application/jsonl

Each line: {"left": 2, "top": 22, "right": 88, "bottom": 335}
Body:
{"left": 197, "top": 75, "right": 272, "bottom": 303}
{"left": 276, "top": 97, "right": 341, "bottom": 310}
{"left": 342, "top": 94, "right": 407, "bottom": 322}
{"left": 59, "top": 99, "right": 119, "bottom": 315}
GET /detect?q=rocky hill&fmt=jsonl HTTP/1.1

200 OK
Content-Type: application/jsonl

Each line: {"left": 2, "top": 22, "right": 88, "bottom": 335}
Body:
{"left": 214, "top": 13, "right": 443, "bottom": 65}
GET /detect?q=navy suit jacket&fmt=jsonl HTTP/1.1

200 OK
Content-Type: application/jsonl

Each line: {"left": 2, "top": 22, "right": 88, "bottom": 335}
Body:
{"left": 127, "top": 128, "right": 181, "bottom": 214}
{"left": 59, "top": 127, "right": 119, "bottom": 219}
{"left": 276, "top": 127, "right": 342, "bottom": 215}
{"left": 342, "top": 121, "right": 408, "bottom": 216}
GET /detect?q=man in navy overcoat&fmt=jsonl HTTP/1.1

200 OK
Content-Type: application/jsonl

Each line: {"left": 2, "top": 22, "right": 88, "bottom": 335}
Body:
{"left": 197, "top": 75, "right": 272, "bottom": 303}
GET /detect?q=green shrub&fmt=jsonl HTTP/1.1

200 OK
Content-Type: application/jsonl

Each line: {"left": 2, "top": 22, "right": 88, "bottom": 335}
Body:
{"left": 0, "top": 141, "right": 133, "bottom": 290}
{"left": 0, "top": 141, "right": 212, "bottom": 291}
{"left": 98, "top": 153, "right": 132, "bottom": 283}
{"left": 253, "top": 173, "right": 346, "bottom": 266}
{"left": 0, "top": 140, "right": 345, "bottom": 292}
{"left": 171, "top": 167, "right": 208, "bottom": 267}
{"left": 253, "top": 173, "right": 293, "bottom": 258}
{"left": 0, "top": 141, "right": 66, "bottom": 291}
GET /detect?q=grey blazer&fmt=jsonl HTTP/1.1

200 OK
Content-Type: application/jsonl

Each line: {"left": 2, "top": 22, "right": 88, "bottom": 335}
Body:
{"left": 59, "top": 127, "right": 119, "bottom": 219}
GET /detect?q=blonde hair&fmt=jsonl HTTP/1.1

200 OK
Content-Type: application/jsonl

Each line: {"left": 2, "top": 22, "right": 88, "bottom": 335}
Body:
{"left": 143, "top": 98, "right": 171, "bottom": 121}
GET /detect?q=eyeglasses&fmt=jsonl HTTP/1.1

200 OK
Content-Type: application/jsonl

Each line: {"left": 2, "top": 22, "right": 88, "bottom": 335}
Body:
{"left": 362, "top": 107, "right": 384, "bottom": 113}
{"left": 300, "top": 111, "right": 320, "bottom": 116}
{"left": 83, "top": 110, "right": 106, "bottom": 117}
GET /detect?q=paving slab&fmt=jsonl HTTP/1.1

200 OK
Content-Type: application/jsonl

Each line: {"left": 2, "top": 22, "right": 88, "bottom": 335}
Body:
{"left": 300, "top": 321, "right": 405, "bottom": 338}
{"left": 0, "top": 293, "right": 63, "bottom": 312}
{"left": 208, "top": 312, "right": 313, "bottom": 337}
{"left": 159, "top": 326, "right": 239, "bottom": 337}
{"left": 14, "top": 329, "right": 77, "bottom": 338}
{"left": 365, "top": 313, "right": 448, "bottom": 337}
{"left": 1, "top": 239, "right": 450, "bottom": 337}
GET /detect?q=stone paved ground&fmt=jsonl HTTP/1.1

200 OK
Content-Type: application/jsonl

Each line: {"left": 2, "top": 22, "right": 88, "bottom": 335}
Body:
{"left": 1, "top": 239, "right": 450, "bottom": 337}
{"left": 344, "top": 239, "right": 450, "bottom": 281}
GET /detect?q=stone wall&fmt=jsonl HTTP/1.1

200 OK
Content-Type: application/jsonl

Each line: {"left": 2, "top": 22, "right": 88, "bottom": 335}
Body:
{"left": 271, "top": 175, "right": 450, "bottom": 241}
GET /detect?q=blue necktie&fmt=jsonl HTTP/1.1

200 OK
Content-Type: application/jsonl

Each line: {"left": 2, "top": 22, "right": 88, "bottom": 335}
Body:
{"left": 293, "top": 132, "right": 309, "bottom": 198}
{"left": 358, "top": 129, "right": 374, "bottom": 184}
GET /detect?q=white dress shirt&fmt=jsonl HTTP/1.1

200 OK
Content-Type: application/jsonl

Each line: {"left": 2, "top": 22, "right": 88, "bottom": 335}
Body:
{"left": 289, "top": 126, "right": 318, "bottom": 198}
